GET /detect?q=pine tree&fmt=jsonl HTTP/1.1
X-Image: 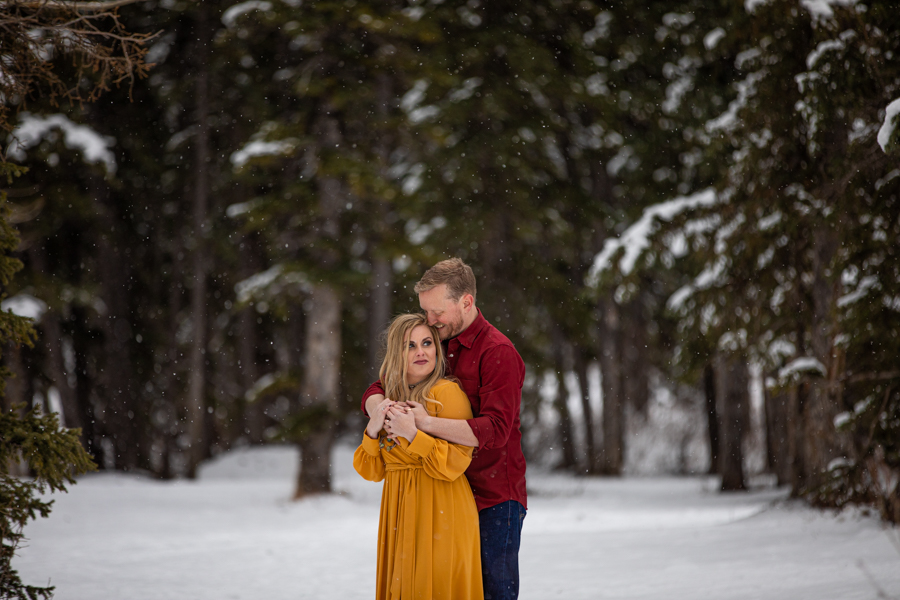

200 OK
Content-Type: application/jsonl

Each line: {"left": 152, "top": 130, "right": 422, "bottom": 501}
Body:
{"left": 1, "top": 165, "right": 98, "bottom": 599}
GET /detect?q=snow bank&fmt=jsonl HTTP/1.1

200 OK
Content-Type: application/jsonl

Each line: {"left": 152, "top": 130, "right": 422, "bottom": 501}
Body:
{"left": 14, "top": 444, "right": 900, "bottom": 600}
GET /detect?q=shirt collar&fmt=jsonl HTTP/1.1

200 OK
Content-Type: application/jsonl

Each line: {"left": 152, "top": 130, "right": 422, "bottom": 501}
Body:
{"left": 453, "top": 309, "right": 487, "bottom": 349}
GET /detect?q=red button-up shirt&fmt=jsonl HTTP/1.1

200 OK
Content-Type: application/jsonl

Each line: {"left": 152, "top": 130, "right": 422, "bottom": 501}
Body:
{"left": 362, "top": 310, "right": 527, "bottom": 512}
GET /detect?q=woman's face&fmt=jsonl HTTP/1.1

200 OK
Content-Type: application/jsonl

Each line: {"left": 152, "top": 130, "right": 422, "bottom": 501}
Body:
{"left": 405, "top": 324, "right": 437, "bottom": 385}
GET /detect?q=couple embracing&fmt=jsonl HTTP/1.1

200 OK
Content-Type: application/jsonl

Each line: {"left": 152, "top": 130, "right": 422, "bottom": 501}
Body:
{"left": 353, "top": 258, "right": 528, "bottom": 600}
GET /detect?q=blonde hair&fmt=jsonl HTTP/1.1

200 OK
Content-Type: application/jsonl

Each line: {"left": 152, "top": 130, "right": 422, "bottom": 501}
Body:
{"left": 379, "top": 313, "right": 445, "bottom": 415}
{"left": 413, "top": 257, "right": 476, "bottom": 303}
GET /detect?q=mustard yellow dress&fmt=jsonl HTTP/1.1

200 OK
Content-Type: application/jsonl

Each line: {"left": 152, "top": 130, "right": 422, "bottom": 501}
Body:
{"left": 354, "top": 379, "right": 483, "bottom": 600}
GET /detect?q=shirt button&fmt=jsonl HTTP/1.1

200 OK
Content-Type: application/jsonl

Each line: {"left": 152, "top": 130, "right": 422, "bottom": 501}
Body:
{"left": 449, "top": 354, "right": 454, "bottom": 357}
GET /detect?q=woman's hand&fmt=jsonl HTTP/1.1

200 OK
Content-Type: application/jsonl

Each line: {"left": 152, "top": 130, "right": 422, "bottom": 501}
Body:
{"left": 365, "top": 397, "right": 395, "bottom": 439}
{"left": 384, "top": 404, "right": 417, "bottom": 443}
{"left": 404, "top": 400, "right": 431, "bottom": 429}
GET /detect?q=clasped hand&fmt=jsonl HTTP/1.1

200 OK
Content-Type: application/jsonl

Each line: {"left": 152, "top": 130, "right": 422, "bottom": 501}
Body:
{"left": 366, "top": 398, "right": 424, "bottom": 443}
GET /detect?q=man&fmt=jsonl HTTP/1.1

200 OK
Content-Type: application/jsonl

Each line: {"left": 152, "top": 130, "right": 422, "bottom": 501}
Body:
{"left": 362, "top": 257, "right": 527, "bottom": 600}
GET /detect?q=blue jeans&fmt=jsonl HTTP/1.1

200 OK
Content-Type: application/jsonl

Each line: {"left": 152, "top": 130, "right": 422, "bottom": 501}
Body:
{"left": 479, "top": 500, "right": 526, "bottom": 600}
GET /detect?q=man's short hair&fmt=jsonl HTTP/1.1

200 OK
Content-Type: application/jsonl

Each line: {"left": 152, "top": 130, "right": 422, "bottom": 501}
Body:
{"left": 414, "top": 257, "right": 477, "bottom": 302}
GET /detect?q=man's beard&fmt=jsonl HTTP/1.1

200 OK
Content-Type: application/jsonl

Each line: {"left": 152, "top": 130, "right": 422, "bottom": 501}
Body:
{"left": 437, "top": 314, "right": 465, "bottom": 340}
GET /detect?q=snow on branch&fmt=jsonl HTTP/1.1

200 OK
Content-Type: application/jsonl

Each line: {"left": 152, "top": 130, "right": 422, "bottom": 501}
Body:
{"left": 235, "top": 265, "right": 311, "bottom": 305}
{"left": 837, "top": 275, "right": 878, "bottom": 307}
{"left": 587, "top": 188, "right": 718, "bottom": 286}
{"left": 666, "top": 255, "right": 727, "bottom": 311}
{"left": 800, "top": 0, "right": 858, "bottom": 22}
{"left": 877, "top": 98, "right": 900, "bottom": 153}
{"left": 222, "top": 1, "right": 273, "bottom": 28}
{"left": 777, "top": 357, "right": 826, "bottom": 382}
{"left": 1, "top": 294, "right": 47, "bottom": 321}
{"left": 7, "top": 113, "right": 117, "bottom": 173}
{"left": 230, "top": 139, "right": 296, "bottom": 169}
{"left": 707, "top": 71, "right": 765, "bottom": 134}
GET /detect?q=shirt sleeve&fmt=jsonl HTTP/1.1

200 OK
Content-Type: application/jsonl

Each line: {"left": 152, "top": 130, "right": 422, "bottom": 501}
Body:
{"left": 360, "top": 379, "right": 385, "bottom": 417}
{"left": 466, "top": 344, "right": 525, "bottom": 451}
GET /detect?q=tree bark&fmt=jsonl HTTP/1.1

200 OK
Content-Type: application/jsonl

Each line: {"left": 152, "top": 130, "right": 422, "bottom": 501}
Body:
{"left": 765, "top": 382, "right": 792, "bottom": 486}
{"left": 716, "top": 353, "right": 748, "bottom": 491}
{"left": 621, "top": 298, "right": 649, "bottom": 415}
{"left": 185, "top": 4, "right": 211, "bottom": 478}
{"left": 93, "top": 179, "right": 142, "bottom": 472}
{"left": 295, "top": 285, "right": 342, "bottom": 497}
{"left": 237, "top": 236, "right": 265, "bottom": 444}
{"left": 573, "top": 348, "right": 597, "bottom": 473}
{"left": 367, "top": 256, "right": 392, "bottom": 380}
{"left": 28, "top": 245, "right": 82, "bottom": 436}
{"left": 704, "top": 362, "right": 719, "bottom": 475}
{"left": 551, "top": 326, "right": 577, "bottom": 470}
{"left": 802, "top": 227, "right": 847, "bottom": 491}
{"left": 295, "top": 106, "right": 344, "bottom": 498}
{"left": 598, "top": 298, "right": 623, "bottom": 475}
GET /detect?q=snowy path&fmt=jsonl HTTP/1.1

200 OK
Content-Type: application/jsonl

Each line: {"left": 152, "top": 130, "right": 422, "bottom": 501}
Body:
{"left": 15, "top": 444, "right": 900, "bottom": 600}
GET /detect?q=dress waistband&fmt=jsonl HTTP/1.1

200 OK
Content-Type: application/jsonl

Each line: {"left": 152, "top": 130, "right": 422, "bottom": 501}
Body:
{"left": 384, "top": 463, "right": 422, "bottom": 472}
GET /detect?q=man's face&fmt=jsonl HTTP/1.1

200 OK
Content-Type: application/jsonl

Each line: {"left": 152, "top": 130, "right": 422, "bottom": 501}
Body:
{"left": 418, "top": 284, "right": 466, "bottom": 341}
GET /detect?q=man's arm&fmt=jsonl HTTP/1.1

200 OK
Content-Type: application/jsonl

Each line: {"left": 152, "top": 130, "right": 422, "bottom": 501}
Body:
{"left": 465, "top": 344, "right": 525, "bottom": 450}
{"left": 416, "top": 411, "right": 480, "bottom": 447}
{"left": 361, "top": 380, "right": 385, "bottom": 417}
{"left": 365, "top": 393, "right": 385, "bottom": 418}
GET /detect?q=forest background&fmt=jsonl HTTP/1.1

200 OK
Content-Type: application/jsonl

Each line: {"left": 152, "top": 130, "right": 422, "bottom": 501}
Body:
{"left": 1, "top": 0, "right": 899, "bottom": 530}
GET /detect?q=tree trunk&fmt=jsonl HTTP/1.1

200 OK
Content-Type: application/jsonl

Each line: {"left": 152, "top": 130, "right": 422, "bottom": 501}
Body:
{"left": 26, "top": 247, "right": 82, "bottom": 435}
{"left": 295, "top": 106, "right": 344, "bottom": 498}
{"left": 551, "top": 327, "right": 577, "bottom": 470}
{"left": 765, "top": 382, "right": 792, "bottom": 486}
{"left": 704, "top": 362, "right": 719, "bottom": 475}
{"left": 621, "top": 298, "right": 649, "bottom": 415}
{"left": 42, "top": 311, "right": 80, "bottom": 431}
{"left": 185, "top": 4, "right": 212, "bottom": 478}
{"left": 573, "top": 348, "right": 597, "bottom": 473}
{"left": 367, "top": 256, "right": 392, "bottom": 379}
{"left": 598, "top": 298, "right": 624, "bottom": 475}
{"left": 237, "top": 237, "right": 265, "bottom": 444}
{"left": 788, "top": 383, "right": 809, "bottom": 496}
{"left": 71, "top": 305, "right": 99, "bottom": 462}
{"left": 295, "top": 285, "right": 342, "bottom": 497}
{"left": 802, "top": 227, "right": 847, "bottom": 491}
{"left": 716, "top": 354, "right": 748, "bottom": 491}
{"left": 93, "top": 185, "right": 142, "bottom": 472}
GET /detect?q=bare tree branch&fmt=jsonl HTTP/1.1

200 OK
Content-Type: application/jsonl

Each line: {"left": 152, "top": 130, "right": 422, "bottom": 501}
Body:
{"left": 0, "top": 0, "right": 154, "bottom": 136}
{"left": 1, "top": 0, "right": 146, "bottom": 12}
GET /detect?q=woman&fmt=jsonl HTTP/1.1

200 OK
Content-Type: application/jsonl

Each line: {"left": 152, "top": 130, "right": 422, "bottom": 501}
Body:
{"left": 354, "top": 313, "right": 483, "bottom": 600}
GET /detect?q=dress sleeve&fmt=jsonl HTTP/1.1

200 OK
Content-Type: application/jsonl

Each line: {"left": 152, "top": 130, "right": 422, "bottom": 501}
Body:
{"left": 353, "top": 433, "right": 385, "bottom": 482}
{"left": 404, "top": 380, "right": 474, "bottom": 482}
{"left": 406, "top": 432, "right": 473, "bottom": 482}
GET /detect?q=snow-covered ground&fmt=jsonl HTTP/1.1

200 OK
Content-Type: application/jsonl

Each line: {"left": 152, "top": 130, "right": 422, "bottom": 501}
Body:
{"left": 15, "top": 442, "right": 900, "bottom": 600}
